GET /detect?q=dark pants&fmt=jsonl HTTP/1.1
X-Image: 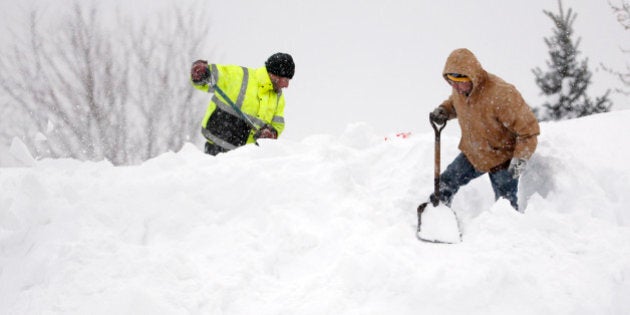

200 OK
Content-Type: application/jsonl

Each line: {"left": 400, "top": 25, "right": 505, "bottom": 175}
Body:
{"left": 204, "top": 142, "right": 229, "bottom": 156}
{"left": 434, "top": 153, "right": 519, "bottom": 210}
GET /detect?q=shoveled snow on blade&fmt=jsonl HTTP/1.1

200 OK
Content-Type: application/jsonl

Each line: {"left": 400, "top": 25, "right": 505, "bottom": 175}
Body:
{"left": 417, "top": 203, "right": 461, "bottom": 243}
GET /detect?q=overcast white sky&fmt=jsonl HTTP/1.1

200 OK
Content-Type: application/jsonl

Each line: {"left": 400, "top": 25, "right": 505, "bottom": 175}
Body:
{"left": 1, "top": 0, "right": 628, "bottom": 139}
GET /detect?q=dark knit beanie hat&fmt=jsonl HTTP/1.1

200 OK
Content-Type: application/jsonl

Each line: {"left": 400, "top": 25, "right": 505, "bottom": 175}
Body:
{"left": 265, "top": 53, "right": 295, "bottom": 79}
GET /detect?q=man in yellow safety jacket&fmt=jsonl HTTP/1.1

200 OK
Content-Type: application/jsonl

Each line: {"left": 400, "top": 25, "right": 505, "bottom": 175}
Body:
{"left": 190, "top": 53, "right": 295, "bottom": 155}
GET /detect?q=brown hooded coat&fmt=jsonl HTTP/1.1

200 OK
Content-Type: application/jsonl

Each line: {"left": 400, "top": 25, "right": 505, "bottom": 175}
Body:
{"left": 440, "top": 48, "right": 540, "bottom": 172}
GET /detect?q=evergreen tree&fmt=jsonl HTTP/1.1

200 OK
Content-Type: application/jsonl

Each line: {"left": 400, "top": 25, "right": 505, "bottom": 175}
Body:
{"left": 533, "top": 0, "right": 612, "bottom": 121}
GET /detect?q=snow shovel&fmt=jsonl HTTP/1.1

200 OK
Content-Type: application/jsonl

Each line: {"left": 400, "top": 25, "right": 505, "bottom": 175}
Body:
{"left": 416, "top": 116, "right": 462, "bottom": 244}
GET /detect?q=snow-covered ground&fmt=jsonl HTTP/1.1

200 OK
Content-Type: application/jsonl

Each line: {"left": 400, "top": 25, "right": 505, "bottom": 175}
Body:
{"left": 1, "top": 111, "right": 630, "bottom": 314}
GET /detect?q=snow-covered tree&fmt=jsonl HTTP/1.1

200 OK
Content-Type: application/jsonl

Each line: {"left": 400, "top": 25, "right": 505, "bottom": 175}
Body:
{"left": 603, "top": 0, "right": 630, "bottom": 95}
{"left": 0, "top": 2, "right": 210, "bottom": 165}
{"left": 532, "top": 0, "right": 612, "bottom": 121}
{"left": 610, "top": 0, "right": 630, "bottom": 29}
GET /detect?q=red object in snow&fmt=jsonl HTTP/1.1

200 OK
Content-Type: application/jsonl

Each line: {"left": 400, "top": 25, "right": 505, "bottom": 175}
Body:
{"left": 384, "top": 132, "right": 412, "bottom": 141}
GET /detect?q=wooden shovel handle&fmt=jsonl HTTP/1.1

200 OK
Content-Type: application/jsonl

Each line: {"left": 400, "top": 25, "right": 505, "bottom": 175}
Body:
{"left": 430, "top": 117, "right": 447, "bottom": 206}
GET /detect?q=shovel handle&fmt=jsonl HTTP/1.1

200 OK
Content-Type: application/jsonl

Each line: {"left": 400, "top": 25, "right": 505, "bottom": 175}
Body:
{"left": 430, "top": 117, "right": 447, "bottom": 205}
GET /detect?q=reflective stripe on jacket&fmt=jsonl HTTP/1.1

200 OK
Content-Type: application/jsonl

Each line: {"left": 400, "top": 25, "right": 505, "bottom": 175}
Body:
{"left": 193, "top": 64, "right": 285, "bottom": 150}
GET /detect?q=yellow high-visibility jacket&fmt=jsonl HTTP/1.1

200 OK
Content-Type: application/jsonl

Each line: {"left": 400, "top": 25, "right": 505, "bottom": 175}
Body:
{"left": 192, "top": 64, "right": 285, "bottom": 151}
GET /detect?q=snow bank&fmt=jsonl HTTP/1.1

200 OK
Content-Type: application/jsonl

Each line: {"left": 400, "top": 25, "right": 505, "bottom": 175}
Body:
{"left": 1, "top": 113, "right": 630, "bottom": 314}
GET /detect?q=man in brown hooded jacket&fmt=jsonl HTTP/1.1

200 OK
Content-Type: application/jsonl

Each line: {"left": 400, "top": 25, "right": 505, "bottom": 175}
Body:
{"left": 429, "top": 48, "right": 540, "bottom": 210}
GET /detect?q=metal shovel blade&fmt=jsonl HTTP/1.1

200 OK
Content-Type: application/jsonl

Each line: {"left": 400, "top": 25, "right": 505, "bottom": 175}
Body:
{"left": 416, "top": 202, "right": 461, "bottom": 244}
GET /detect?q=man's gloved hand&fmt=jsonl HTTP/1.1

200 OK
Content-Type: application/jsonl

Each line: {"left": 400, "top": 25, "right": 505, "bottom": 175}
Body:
{"left": 507, "top": 157, "right": 527, "bottom": 179}
{"left": 254, "top": 125, "right": 278, "bottom": 140}
{"left": 429, "top": 193, "right": 440, "bottom": 207}
{"left": 429, "top": 106, "right": 449, "bottom": 124}
{"left": 191, "top": 60, "right": 211, "bottom": 85}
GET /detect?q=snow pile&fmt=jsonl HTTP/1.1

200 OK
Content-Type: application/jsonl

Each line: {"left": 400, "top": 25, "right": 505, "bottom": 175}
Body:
{"left": 417, "top": 203, "right": 462, "bottom": 244}
{"left": 1, "top": 112, "right": 630, "bottom": 314}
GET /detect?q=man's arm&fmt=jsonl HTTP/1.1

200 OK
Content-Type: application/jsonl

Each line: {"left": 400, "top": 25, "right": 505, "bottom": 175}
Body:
{"left": 497, "top": 90, "right": 540, "bottom": 161}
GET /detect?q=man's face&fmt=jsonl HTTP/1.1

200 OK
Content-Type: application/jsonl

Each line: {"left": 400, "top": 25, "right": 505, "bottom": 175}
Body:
{"left": 449, "top": 80, "right": 473, "bottom": 95}
{"left": 269, "top": 74, "right": 290, "bottom": 92}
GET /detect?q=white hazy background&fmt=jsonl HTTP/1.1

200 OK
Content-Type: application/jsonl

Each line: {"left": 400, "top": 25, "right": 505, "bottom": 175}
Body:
{"left": 0, "top": 0, "right": 627, "bottom": 140}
